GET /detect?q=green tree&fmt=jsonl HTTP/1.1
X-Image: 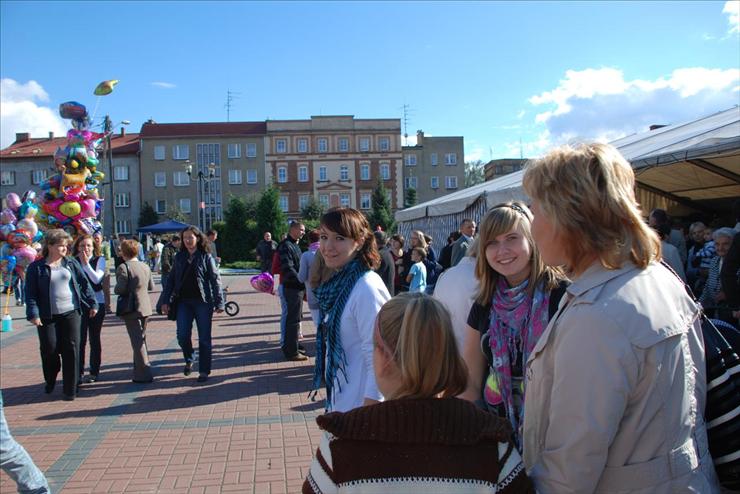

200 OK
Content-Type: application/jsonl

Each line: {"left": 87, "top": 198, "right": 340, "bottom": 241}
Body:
{"left": 404, "top": 187, "right": 417, "bottom": 208}
{"left": 256, "top": 185, "right": 288, "bottom": 242}
{"left": 167, "top": 205, "right": 188, "bottom": 224}
{"left": 367, "top": 178, "right": 395, "bottom": 232}
{"left": 301, "top": 196, "right": 325, "bottom": 222}
{"left": 465, "top": 160, "right": 485, "bottom": 187}
{"left": 217, "top": 196, "right": 260, "bottom": 262}
{"left": 138, "top": 202, "right": 159, "bottom": 228}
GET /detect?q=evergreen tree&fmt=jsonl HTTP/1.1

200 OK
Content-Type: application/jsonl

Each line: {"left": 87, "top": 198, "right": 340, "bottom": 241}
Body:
{"left": 465, "top": 160, "right": 485, "bottom": 187}
{"left": 368, "top": 178, "right": 395, "bottom": 232}
{"left": 301, "top": 196, "right": 325, "bottom": 222}
{"left": 166, "top": 205, "right": 188, "bottom": 224}
{"left": 219, "top": 197, "right": 250, "bottom": 262}
{"left": 256, "top": 185, "right": 288, "bottom": 242}
{"left": 404, "top": 187, "right": 417, "bottom": 208}
{"left": 138, "top": 202, "right": 159, "bottom": 228}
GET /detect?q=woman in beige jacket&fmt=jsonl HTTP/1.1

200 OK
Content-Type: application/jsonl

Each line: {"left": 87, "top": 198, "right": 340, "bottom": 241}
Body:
{"left": 520, "top": 143, "right": 719, "bottom": 493}
{"left": 115, "top": 239, "right": 155, "bottom": 383}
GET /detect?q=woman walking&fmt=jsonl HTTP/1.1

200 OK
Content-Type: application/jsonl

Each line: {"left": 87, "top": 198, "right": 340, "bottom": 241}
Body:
{"left": 25, "top": 229, "right": 97, "bottom": 401}
{"left": 73, "top": 234, "right": 106, "bottom": 383}
{"left": 160, "top": 226, "right": 224, "bottom": 383}
{"left": 115, "top": 239, "right": 155, "bottom": 383}
{"left": 312, "top": 208, "right": 391, "bottom": 412}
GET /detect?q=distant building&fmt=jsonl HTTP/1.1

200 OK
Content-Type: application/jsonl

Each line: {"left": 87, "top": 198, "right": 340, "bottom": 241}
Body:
{"left": 401, "top": 131, "right": 464, "bottom": 204}
{"left": 0, "top": 129, "right": 140, "bottom": 237}
{"left": 138, "top": 121, "right": 267, "bottom": 231}
{"left": 484, "top": 158, "right": 527, "bottom": 181}
{"left": 265, "top": 116, "right": 403, "bottom": 217}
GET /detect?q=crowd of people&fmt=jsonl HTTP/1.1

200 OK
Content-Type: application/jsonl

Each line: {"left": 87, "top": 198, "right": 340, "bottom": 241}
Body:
{"left": 2, "top": 140, "right": 739, "bottom": 493}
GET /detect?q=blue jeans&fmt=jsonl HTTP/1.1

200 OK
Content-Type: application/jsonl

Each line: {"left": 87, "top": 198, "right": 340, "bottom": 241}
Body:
{"left": 160, "top": 273, "right": 169, "bottom": 289}
{"left": 277, "top": 285, "right": 287, "bottom": 346}
{"left": 0, "top": 392, "right": 50, "bottom": 494}
{"left": 176, "top": 299, "right": 213, "bottom": 375}
{"left": 13, "top": 277, "right": 25, "bottom": 304}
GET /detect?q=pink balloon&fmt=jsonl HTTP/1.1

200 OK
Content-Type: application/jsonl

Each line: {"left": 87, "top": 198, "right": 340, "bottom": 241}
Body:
{"left": 13, "top": 246, "right": 37, "bottom": 267}
{"left": 78, "top": 198, "right": 97, "bottom": 219}
{"left": 6, "top": 193, "right": 21, "bottom": 211}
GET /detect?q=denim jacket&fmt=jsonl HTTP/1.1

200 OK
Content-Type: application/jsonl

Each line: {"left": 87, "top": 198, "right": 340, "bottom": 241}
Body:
{"left": 25, "top": 257, "right": 97, "bottom": 321}
{"left": 159, "top": 250, "right": 224, "bottom": 310}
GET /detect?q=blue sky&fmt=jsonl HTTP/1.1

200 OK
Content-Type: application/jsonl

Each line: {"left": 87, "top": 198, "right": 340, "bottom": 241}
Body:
{"left": 1, "top": 1, "right": 738, "bottom": 160}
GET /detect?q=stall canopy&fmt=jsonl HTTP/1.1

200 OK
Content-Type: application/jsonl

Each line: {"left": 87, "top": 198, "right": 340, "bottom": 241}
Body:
{"left": 395, "top": 106, "right": 740, "bottom": 246}
{"left": 137, "top": 220, "right": 190, "bottom": 233}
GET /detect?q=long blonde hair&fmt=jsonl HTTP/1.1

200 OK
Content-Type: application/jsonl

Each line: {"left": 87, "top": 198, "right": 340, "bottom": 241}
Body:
{"left": 474, "top": 202, "right": 563, "bottom": 305}
{"left": 523, "top": 143, "right": 660, "bottom": 273}
{"left": 375, "top": 293, "right": 467, "bottom": 400}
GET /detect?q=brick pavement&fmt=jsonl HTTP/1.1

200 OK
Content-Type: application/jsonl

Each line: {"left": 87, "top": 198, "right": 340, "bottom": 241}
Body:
{"left": 0, "top": 274, "right": 324, "bottom": 493}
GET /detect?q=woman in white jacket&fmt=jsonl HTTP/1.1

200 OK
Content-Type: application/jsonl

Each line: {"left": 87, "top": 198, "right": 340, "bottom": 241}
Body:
{"left": 521, "top": 143, "right": 719, "bottom": 493}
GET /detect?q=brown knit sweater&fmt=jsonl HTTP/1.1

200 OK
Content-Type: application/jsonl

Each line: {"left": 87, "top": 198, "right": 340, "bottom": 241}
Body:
{"left": 303, "top": 397, "right": 534, "bottom": 493}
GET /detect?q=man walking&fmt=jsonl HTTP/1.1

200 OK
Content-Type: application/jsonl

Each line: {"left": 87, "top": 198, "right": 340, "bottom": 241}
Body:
{"left": 450, "top": 219, "right": 476, "bottom": 267}
{"left": 159, "top": 235, "right": 180, "bottom": 288}
{"left": 278, "top": 221, "right": 306, "bottom": 361}
{"left": 206, "top": 230, "right": 221, "bottom": 265}
{"left": 256, "top": 232, "right": 278, "bottom": 273}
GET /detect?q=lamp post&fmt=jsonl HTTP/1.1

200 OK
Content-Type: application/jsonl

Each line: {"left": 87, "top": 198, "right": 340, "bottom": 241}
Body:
{"left": 184, "top": 160, "right": 216, "bottom": 230}
{"left": 104, "top": 116, "right": 130, "bottom": 236}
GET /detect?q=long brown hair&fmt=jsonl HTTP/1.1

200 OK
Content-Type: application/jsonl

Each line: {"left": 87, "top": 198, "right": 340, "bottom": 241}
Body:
{"left": 72, "top": 234, "right": 101, "bottom": 257}
{"left": 320, "top": 208, "right": 380, "bottom": 270}
{"left": 179, "top": 225, "right": 210, "bottom": 253}
{"left": 42, "top": 229, "right": 72, "bottom": 258}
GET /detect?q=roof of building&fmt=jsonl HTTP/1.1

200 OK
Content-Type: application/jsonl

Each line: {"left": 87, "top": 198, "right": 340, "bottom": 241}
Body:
{"left": 140, "top": 121, "right": 267, "bottom": 138}
{"left": 0, "top": 131, "right": 140, "bottom": 159}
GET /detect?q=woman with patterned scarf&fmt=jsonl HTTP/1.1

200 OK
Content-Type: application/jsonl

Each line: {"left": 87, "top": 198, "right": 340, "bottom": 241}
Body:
{"left": 459, "top": 202, "right": 568, "bottom": 449}
{"left": 312, "top": 208, "right": 391, "bottom": 412}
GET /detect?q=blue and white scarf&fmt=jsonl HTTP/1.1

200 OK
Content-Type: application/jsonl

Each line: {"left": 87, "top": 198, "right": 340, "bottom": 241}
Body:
{"left": 311, "top": 258, "right": 368, "bottom": 408}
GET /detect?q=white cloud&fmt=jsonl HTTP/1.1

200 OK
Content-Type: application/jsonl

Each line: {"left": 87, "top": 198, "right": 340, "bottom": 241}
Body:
{"left": 0, "top": 78, "right": 68, "bottom": 149}
{"left": 151, "top": 81, "right": 176, "bottom": 89}
{"left": 724, "top": 1, "right": 740, "bottom": 34}
{"left": 527, "top": 67, "right": 739, "bottom": 153}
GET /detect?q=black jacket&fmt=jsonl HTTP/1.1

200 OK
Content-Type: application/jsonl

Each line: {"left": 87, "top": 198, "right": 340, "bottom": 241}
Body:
{"left": 375, "top": 247, "right": 395, "bottom": 296}
{"left": 278, "top": 235, "right": 304, "bottom": 290}
{"left": 26, "top": 257, "right": 97, "bottom": 321}
{"left": 159, "top": 250, "right": 224, "bottom": 309}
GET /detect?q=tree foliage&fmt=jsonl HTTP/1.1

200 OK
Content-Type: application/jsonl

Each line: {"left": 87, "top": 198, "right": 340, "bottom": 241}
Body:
{"left": 256, "top": 185, "right": 288, "bottom": 242}
{"left": 404, "top": 187, "right": 417, "bottom": 208}
{"left": 167, "top": 205, "right": 188, "bottom": 224}
{"left": 301, "top": 196, "right": 325, "bottom": 222}
{"left": 215, "top": 196, "right": 260, "bottom": 262}
{"left": 465, "top": 160, "right": 486, "bottom": 187}
{"left": 138, "top": 202, "right": 159, "bottom": 228}
{"left": 367, "top": 178, "right": 395, "bottom": 233}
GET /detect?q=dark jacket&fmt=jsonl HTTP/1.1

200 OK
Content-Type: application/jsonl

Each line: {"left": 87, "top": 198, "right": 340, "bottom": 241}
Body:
{"left": 159, "top": 250, "right": 224, "bottom": 309}
{"left": 439, "top": 243, "right": 454, "bottom": 271}
{"left": 160, "top": 242, "right": 178, "bottom": 274}
{"left": 256, "top": 239, "right": 277, "bottom": 266}
{"left": 278, "top": 235, "right": 304, "bottom": 290}
{"left": 375, "top": 247, "right": 395, "bottom": 296}
{"left": 26, "top": 256, "right": 97, "bottom": 321}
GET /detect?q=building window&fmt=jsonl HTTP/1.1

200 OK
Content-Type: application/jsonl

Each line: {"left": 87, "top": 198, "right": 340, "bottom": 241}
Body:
{"left": 317, "top": 138, "right": 328, "bottom": 153}
{"left": 247, "top": 169, "right": 258, "bottom": 184}
{"left": 275, "top": 138, "right": 287, "bottom": 153}
{"left": 114, "top": 193, "right": 129, "bottom": 208}
{"left": 228, "top": 169, "right": 242, "bottom": 185}
{"left": 340, "top": 193, "right": 350, "bottom": 208}
{"left": 378, "top": 137, "right": 390, "bottom": 151}
{"left": 227, "top": 143, "right": 241, "bottom": 159}
{"left": 338, "top": 137, "right": 349, "bottom": 152}
{"left": 445, "top": 153, "right": 457, "bottom": 165}
{"left": 154, "top": 145, "right": 165, "bottom": 160}
{"left": 155, "top": 199, "right": 167, "bottom": 214}
{"left": 319, "top": 166, "right": 327, "bottom": 182}
{"left": 1, "top": 171, "right": 15, "bottom": 185}
{"left": 246, "top": 143, "right": 257, "bottom": 158}
{"left": 31, "top": 169, "right": 47, "bottom": 185}
{"left": 360, "top": 164, "right": 370, "bottom": 181}
{"left": 173, "top": 171, "right": 190, "bottom": 186}
{"left": 404, "top": 154, "right": 417, "bottom": 166}
{"left": 360, "top": 192, "right": 371, "bottom": 210}
{"left": 173, "top": 144, "right": 189, "bottom": 160}
{"left": 154, "top": 172, "right": 166, "bottom": 187}
{"left": 359, "top": 137, "right": 370, "bottom": 152}
{"left": 277, "top": 166, "right": 287, "bottom": 183}
{"left": 299, "top": 194, "right": 310, "bottom": 210}
{"left": 405, "top": 177, "right": 418, "bottom": 189}
{"left": 115, "top": 220, "right": 130, "bottom": 234}
{"left": 340, "top": 165, "right": 349, "bottom": 181}
{"left": 298, "top": 166, "right": 308, "bottom": 182}
{"left": 319, "top": 194, "right": 329, "bottom": 207}
{"left": 179, "top": 198, "right": 191, "bottom": 213}
{"left": 297, "top": 138, "right": 308, "bottom": 153}
{"left": 380, "top": 163, "right": 390, "bottom": 180}
{"left": 430, "top": 153, "right": 438, "bottom": 166}
{"left": 445, "top": 176, "right": 458, "bottom": 189}
{"left": 431, "top": 176, "right": 439, "bottom": 189}
{"left": 113, "top": 165, "right": 129, "bottom": 181}
{"left": 279, "top": 195, "right": 289, "bottom": 212}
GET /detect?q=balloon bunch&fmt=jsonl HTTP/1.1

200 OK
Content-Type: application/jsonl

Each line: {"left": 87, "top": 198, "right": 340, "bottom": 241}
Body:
{"left": 0, "top": 191, "right": 42, "bottom": 293}
{"left": 39, "top": 101, "right": 106, "bottom": 237}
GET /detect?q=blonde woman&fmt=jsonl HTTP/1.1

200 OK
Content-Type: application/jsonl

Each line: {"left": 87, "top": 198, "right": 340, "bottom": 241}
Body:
{"left": 522, "top": 143, "right": 719, "bottom": 493}
{"left": 459, "top": 203, "right": 567, "bottom": 449}
{"left": 303, "top": 293, "right": 533, "bottom": 493}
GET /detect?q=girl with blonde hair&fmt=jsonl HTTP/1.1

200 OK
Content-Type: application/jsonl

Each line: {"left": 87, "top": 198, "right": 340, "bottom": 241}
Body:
{"left": 521, "top": 143, "right": 718, "bottom": 493}
{"left": 303, "top": 293, "right": 533, "bottom": 493}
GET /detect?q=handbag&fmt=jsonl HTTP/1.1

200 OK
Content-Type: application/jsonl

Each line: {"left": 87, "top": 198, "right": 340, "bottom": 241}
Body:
{"left": 115, "top": 262, "right": 138, "bottom": 317}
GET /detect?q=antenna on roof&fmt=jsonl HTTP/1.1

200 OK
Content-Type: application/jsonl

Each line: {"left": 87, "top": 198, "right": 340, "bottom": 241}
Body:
{"left": 400, "top": 103, "right": 415, "bottom": 145}
{"left": 225, "top": 90, "right": 241, "bottom": 122}
{"left": 519, "top": 138, "right": 523, "bottom": 159}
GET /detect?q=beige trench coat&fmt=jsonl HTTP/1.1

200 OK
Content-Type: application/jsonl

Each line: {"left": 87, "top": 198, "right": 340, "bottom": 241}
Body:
{"left": 523, "top": 261, "right": 719, "bottom": 493}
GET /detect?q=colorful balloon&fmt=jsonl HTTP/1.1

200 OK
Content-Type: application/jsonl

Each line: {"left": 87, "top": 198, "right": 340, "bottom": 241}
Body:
{"left": 59, "top": 101, "right": 87, "bottom": 120}
{"left": 94, "top": 79, "right": 119, "bottom": 96}
{"left": 5, "top": 193, "right": 21, "bottom": 211}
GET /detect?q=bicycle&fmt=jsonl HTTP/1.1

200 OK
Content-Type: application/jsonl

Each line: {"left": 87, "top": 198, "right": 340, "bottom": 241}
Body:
{"left": 222, "top": 286, "right": 240, "bottom": 317}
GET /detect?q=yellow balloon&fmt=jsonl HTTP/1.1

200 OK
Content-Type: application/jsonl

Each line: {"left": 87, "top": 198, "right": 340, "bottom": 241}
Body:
{"left": 70, "top": 159, "right": 79, "bottom": 169}
{"left": 59, "top": 201, "right": 81, "bottom": 218}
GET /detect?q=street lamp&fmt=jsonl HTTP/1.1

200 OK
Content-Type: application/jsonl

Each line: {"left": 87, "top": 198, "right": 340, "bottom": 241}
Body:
{"left": 104, "top": 116, "right": 130, "bottom": 236}
{"left": 184, "top": 160, "right": 217, "bottom": 230}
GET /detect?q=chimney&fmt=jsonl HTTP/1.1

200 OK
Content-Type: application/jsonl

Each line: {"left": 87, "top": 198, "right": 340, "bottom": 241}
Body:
{"left": 15, "top": 132, "right": 30, "bottom": 143}
{"left": 120, "top": 127, "right": 126, "bottom": 137}
{"left": 48, "top": 131, "right": 54, "bottom": 140}
{"left": 649, "top": 124, "right": 666, "bottom": 131}
{"left": 416, "top": 130, "right": 424, "bottom": 144}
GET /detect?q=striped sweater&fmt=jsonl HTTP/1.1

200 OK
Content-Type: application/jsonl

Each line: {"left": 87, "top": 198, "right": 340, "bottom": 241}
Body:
{"left": 303, "top": 398, "right": 533, "bottom": 493}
